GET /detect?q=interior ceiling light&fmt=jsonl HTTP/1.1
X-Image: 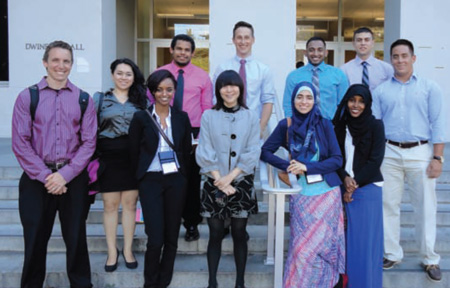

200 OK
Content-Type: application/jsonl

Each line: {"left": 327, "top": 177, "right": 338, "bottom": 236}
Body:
{"left": 156, "top": 13, "right": 194, "bottom": 18}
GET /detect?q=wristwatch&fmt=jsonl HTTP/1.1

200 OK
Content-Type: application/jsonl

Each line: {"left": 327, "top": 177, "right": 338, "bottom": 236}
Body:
{"left": 433, "top": 155, "right": 444, "bottom": 164}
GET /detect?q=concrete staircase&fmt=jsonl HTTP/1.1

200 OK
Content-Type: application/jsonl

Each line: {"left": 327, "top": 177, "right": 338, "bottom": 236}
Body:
{"left": 0, "top": 138, "right": 449, "bottom": 288}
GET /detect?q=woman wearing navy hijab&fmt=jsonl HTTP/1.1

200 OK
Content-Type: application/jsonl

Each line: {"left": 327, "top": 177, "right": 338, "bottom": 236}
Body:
{"left": 333, "top": 84, "right": 385, "bottom": 288}
{"left": 261, "top": 81, "right": 345, "bottom": 287}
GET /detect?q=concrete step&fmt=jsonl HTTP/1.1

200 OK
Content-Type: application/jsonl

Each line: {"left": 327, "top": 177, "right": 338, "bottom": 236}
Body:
{"left": 2, "top": 179, "right": 450, "bottom": 203}
{"left": 1, "top": 223, "right": 450, "bottom": 255}
{"left": 0, "top": 252, "right": 274, "bottom": 288}
{"left": 0, "top": 166, "right": 22, "bottom": 180}
{"left": 382, "top": 254, "right": 450, "bottom": 288}
{"left": 0, "top": 224, "right": 270, "bottom": 254}
{"left": 0, "top": 200, "right": 270, "bottom": 225}
{"left": 0, "top": 251, "right": 448, "bottom": 288}
{"left": 1, "top": 199, "right": 449, "bottom": 228}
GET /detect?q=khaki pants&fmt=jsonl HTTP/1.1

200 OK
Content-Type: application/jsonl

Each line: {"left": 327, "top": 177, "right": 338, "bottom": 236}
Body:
{"left": 382, "top": 142, "right": 440, "bottom": 265}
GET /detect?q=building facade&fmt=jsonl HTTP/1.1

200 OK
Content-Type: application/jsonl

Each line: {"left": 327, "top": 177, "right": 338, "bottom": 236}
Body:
{"left": 0, "top": 0, "right": 449, "bottom": 137}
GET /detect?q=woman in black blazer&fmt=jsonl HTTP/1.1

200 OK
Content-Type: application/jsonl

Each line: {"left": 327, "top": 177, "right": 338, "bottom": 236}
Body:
{"left": 129, "top": 69, "right": 192, "bottom": 288}
{"left": 333, "top": 84, "right": 385, "bottom": 288}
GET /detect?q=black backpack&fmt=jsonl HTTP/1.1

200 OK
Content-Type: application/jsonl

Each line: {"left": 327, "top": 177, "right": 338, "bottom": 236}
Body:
{"left": 28, "top": 84, "right": 90, "bottom": 122}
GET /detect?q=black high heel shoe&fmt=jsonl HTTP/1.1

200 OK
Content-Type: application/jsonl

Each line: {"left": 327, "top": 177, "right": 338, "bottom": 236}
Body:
{"left": 104, "top": 248, "right": 119, "bottom": 272}
{"left": 122, "top": 249, "right": 138, "bottom": 269}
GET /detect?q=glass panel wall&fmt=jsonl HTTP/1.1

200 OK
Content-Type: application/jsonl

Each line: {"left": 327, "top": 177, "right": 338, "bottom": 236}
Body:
{"left": 296, "top": 1, "right": 339, "bottom": 42}
{"left": 136, "top": 0, "right": 210, "bottom": 73}
{"left": 296, "top": 0, "right": 385, "bottom": 66}
{"left": 153, "top": 0, "right": 209, "bottom": 39}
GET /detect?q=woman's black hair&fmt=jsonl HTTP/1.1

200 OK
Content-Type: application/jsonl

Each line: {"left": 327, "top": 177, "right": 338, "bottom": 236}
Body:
{"left": 110, "top": 58, "right": 147, "bottom": 109}
{"left": 146, "top": 69, "right": 177, "bottom": 98}
{"left": 213, "top": 70, "right": 247, "bottom": 110}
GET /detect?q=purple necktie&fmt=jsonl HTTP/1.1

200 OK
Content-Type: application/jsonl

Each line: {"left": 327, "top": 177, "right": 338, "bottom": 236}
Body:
{"left": 239, "top": 59, "right": 247, "bottom": 104}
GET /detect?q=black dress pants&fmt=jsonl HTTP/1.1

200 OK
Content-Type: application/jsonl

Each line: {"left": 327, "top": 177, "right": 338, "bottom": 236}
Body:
{"left": 140, "top": 172, "right": 187, "bottom": 288}
{"left": 182, "top": 147, "right": 202, "bottom": 229}
{"left": 182, "top": 127, "right": 202, "bottom": 230}
{"left": 19, "top": 171, "right": 92, "bottom": 288}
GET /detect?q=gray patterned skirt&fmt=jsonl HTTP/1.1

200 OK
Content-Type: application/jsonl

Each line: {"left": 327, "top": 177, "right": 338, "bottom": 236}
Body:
{"left": 200, "top": 174, "right": 258, "bottom": 219}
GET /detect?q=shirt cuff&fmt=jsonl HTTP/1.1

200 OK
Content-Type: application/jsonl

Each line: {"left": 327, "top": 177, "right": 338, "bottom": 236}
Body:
{"left": 37, "top": 169, "right": 53, "bottom": 184}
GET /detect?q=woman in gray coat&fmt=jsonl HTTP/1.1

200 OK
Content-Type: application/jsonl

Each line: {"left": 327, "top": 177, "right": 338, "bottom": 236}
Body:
{"left": 196, "top": 70, "right": 260, "bottom": 288}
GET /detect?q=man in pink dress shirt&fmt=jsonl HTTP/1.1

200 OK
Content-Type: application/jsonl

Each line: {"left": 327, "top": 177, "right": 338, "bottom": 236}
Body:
{"left": 156, "top": 34, "right": 213, "bottom": 242}
{"left": 12, "top": 40, "right": 96, "bottom": 288}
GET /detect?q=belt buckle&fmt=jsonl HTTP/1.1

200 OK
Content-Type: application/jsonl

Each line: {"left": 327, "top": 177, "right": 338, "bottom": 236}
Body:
{"left": 55, "top": 161, "right": 66, "bottom": 170}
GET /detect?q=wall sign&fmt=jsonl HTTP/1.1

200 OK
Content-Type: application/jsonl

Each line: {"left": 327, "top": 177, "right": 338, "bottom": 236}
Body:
{"left": 25, "top": 43, "right": 85, "bottom": 50}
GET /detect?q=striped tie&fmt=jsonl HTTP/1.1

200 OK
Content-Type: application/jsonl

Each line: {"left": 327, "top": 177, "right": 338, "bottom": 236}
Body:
{"left": 239, "top": 59, "right": 247, "bottom": 105}
{"left": 312, "top": 67, "right": 320, "bottom": 106}
{"left": 362, "top": 61, "right": 369, "bottom": 87}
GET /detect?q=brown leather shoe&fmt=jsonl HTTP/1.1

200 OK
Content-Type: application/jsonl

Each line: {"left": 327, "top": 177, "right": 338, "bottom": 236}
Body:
{"left": 423, "top": 264, "right": 442, "bottom": 282}
{"left": 382, "top": 258, "right": 400, "bottom": 270}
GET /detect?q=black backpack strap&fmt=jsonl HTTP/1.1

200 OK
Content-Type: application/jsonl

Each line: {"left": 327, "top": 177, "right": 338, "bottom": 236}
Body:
{"left": 96, "top": 92, "right": 104, "bottom": 126}
{"left": 79, "top": 90, "right": 90, "bottom": 121}
{"left": 29, "top": 85, "right": 39, "bottom": 122}
{"left": 29, "top": 86, "right": 90, "bottom": 123}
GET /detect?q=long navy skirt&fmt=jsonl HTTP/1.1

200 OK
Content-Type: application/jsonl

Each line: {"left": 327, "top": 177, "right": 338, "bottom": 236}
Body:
{"left": 345, "top": 183, "right": 383, "bottom": 288}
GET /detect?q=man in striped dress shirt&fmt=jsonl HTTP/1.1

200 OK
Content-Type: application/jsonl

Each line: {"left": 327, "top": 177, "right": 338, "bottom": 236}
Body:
{"left": 12, "top": 40, "right": 97, "bottom": 288}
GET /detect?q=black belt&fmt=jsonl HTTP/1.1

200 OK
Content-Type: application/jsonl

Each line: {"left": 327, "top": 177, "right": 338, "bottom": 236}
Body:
{"left": 386, "top": 140, "right": 428, "bottom": 149}
{"left": 45, "top": 160, "right": 69, "bottom": 172}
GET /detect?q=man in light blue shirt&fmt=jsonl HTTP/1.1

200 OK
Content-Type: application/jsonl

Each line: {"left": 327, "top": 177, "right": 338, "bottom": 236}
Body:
{"left": 213, "top": 21, "right": 276, "bottom": 136}
{"left": 282, "top": 37, "right": 348, "bottom": 119}
{"left": 372, "top": 39, "right": 445, "bottom": 282}
{"left": 340, "top": 27, "right": 393, "bottom": 91}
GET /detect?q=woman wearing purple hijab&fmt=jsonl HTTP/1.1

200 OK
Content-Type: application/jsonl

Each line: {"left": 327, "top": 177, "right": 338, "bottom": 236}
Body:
{"left": 261, "top": 81, "right": 345, "bottom": 287}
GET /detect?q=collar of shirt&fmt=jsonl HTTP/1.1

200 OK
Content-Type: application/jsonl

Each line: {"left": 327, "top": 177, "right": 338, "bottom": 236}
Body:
{"left": 355, "top": 54, "right": 376, "bottom": 66}
{"left": 391, "top": 72, "right": 417, "bottom": 84}
{"left": 151, "top": 106, "right": 172, "bottom": 130}
{"left": 37, "top": 77, "right": 75, "bottom": 92}
{"left": 168, "top": 60, "right": 194, "bottom": 74}
{"left": 306, "top": 61, "right": 326, "bottom": 72}
{"left": 234, "top": 54, "right": 254, "bottom": 63}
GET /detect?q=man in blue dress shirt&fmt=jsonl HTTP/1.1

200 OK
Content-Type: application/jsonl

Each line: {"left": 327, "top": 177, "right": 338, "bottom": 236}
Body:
{"left": 340, "top": 27, "right": 393, "bottom": 91}
{"left": 282, "top": 36, "right": 348, "bottom": 119}
{"left": 372, "top": 39, "right": 445, "bottom": 282}
{"left": 213, "top": 21, "right": 276, "bottom": 138}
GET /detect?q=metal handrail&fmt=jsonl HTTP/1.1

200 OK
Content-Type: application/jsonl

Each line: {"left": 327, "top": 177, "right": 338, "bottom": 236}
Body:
{"left": 259, "top": 91, "right": 302, "bottom": 288}
{"left": 260, "top": 155, "right": 301, "bottom": 288}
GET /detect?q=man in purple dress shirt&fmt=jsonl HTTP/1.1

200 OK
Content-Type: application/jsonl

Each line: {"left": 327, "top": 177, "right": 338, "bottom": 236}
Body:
{"left": 156, "top": 34, "right": 213, "bottom": 242}
{"left": 12, "top": 40, "right": 96, "bottom": 288}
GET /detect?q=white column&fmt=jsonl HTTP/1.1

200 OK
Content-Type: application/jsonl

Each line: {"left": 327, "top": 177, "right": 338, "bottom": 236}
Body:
{"left": 385, "top": 0, "right": 450, "bottom": 141}
{"left": 0, "top": 0, "right": 116, "bottom": 136}
{"left": 209, "top": 0, "right": 297, "bottom": 110}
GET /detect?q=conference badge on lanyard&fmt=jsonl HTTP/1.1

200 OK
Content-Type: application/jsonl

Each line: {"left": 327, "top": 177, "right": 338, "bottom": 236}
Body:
{"left": 158, "top": 150, "right": 179, "bottom": 174}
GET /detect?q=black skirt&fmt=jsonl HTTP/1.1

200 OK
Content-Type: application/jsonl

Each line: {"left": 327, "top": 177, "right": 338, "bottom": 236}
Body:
{"left": 97, "top": 136, "right": 138, "bottom": 193}
{"left": 200, "top": 174, "right": 258, "bottom": 219}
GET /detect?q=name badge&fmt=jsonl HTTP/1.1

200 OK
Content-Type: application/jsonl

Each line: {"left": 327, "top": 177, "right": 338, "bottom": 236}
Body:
{"left": 306, "top": 173, "right": 324, "bottom": 184}
{"left": 158, "top": 151, "right": 179, "bottom": 174}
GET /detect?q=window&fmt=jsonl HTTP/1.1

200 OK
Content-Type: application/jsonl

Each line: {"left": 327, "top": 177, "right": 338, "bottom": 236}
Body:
{"left": 0, "top": 0, "right": 8, "bottom": 81}
{"left": 136, "top": 0, "right": 210, "bottom": 73}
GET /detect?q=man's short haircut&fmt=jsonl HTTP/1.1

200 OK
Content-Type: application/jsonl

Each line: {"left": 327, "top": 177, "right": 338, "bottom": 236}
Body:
{"left": 296, "top": 61, "right": 304, "bottom": 69}
{"left": 306, "top": 36, "right": 326, "bottom": 48}
{"left": 43, "top": 40, "right": 73, "bottom": 63}
{"left": 233, "top": 21, "right": 254, "bottom": 38}
{"left": 390, "top": 39, "right": 414, "bottom": 56}
{"left": 170, "top": 34, "right": 196, "bottom": 52}
{"left": 353, "top": 27, "right": 374, "bottom": 40}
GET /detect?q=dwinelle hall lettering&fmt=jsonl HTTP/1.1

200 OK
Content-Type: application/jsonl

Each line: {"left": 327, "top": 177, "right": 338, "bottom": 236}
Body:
{"left": 25, "top": 43, "right": 85, "bottom": 50}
